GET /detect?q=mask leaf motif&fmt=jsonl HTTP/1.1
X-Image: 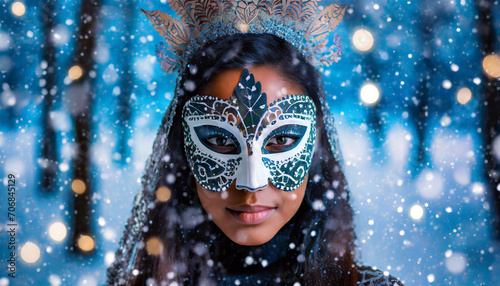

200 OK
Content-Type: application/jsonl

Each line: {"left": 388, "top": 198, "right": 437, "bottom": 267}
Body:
{"left": 233, "top": 68, "right": 268, "bottom": 137}
{"left": 195, "top": 0, "right": 221, "bottom": 25}
{"left": 305, "top": 4, "right": 346, "bottom": 41}
{"left": 168, "top": 0, "right": 199, "bottom": 29}
{"left": 141, "top": 9, "right": 189, "bottom": 49}
{"left": 233, "top": 0, "right": 261, "bottom": 25}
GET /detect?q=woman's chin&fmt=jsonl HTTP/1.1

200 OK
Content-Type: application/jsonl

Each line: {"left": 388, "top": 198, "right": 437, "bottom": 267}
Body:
{"left": 225, "top": 229, "right": 277, "bottom": 246}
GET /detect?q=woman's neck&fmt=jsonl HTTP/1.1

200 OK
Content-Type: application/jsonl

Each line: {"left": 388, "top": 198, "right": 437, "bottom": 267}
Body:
{"left": 215, "top": 225, "right": 292, "bottom": 274}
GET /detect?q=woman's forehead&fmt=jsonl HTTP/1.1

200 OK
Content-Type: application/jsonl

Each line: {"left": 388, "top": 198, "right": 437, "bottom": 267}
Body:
{"left": 199, "top": 66, "right": 306, "bottom": 104}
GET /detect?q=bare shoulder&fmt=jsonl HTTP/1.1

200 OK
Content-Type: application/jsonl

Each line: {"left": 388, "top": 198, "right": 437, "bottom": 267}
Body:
{"left": 357, "top": 266, "right": 404, "bottom": 286}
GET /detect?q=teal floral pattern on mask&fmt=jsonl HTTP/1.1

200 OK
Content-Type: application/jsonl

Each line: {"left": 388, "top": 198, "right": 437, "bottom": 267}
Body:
{"left": 262, "top": 95, "right": 316, "bottom": 191}
{"left": 183, "top": 69, "right": 316, "bottom": 192}
{"left": 182, "top": 96, "right": 244, "bottom": 192}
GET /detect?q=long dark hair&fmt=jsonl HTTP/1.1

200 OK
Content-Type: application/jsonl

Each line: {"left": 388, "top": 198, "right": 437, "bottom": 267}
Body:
{"left": 128, "top": 33, "right": 357, "bottom": 285}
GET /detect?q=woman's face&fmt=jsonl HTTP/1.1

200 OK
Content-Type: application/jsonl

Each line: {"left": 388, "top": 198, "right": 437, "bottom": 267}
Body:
{"left": 187, "top": 66, "right": 313, "bottom": 246}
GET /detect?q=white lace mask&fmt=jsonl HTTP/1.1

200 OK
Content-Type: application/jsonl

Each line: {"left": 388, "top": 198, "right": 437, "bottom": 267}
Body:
{"left": 182, "top": 69, "right": 316, "bottom": 192}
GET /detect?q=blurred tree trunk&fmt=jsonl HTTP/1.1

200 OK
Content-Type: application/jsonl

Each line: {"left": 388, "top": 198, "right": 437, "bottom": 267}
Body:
{"left": 1, "top": 14, "right": 21, "bottom": 128}
{"left": 365, "top": 53, "right": 384, "bottom": 151}
{"left": 411, "top": 55, "right": 430, "bottom": 169}
{"left": 69, "top": 0, "right": 101, "bottom": 253}
{"left": 409, "top": 2, "right": 433, "bottom": 173}
{"left": 39, "top": 0, "right": 58, "bottom": 191}
{"left": 116, "top": 0, "right": 135, "bottom": 163}
{"left": 475, "top": 0, "right": 500, "bottom": 239}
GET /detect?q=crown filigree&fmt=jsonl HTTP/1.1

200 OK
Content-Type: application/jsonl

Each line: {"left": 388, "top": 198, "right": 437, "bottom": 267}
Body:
{"left": 142, "top": 0, "right": 346, "bottom": 73}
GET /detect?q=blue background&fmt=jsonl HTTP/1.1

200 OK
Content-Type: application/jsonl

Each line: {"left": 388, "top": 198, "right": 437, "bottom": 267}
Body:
{"left": 1, "top": 0, "right": 499, "bottom": 285}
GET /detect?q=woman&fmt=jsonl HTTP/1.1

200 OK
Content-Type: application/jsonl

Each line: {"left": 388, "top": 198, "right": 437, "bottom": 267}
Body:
{"left": 107, "top": 2, "right": 403, "bottom": 285}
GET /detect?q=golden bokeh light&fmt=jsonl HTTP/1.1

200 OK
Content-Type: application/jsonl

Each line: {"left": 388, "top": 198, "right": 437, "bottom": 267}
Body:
{"left": 68, "top": 65, "right": 83, "bottom": 80}
{"left": 71, "top": 179, "right": 86, "bottom": 194}
{"left": 20, "top": 242, "right": 40, "bottom": 263}
{"left": 456, "top": 87, "right": 472, "bottom": 105}
{"left": 352, "top": 28, "right": 374, "bottom": 52}
{"left": 146, "top": 237, "right": 164, "bottom": 256}
{"left": 77, "top": 235, "right": 95, "bottom": 252}
{"left": 482, "top": 54, "right": 500, "bottom": 78}
{"left": 48, "top": 222, "right": 67, "bottom": 242}
{"left": 360, "top": 83, "right": 381, "bottom": 106}
{"left": 156, "top": 186, "right": 172, "bottom": 202}
{"left": 12, "top": 2, "right": 26, "bottom": 17}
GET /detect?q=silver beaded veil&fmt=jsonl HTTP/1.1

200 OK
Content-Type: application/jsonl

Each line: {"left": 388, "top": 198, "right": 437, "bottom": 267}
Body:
{"left": 107, "top": 1, "right": 348, "bottom": 284}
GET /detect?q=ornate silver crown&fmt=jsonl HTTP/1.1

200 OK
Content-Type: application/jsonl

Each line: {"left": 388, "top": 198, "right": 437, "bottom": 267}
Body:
{"left": 142, "top": 0, "right": 347, "bottom": 73}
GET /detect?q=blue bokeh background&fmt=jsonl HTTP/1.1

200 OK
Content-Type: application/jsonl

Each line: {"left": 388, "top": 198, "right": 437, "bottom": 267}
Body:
{"left": 1, "top": 0, "right": 499, "bottom": 285}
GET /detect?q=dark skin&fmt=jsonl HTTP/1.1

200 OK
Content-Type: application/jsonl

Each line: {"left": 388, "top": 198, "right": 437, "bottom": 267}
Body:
{"left": 194, "top": 65, "right": 311, "bottom": 246}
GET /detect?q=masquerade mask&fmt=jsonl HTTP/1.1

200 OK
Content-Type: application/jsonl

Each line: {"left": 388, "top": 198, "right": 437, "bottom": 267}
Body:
{"left": 182, "top": 69, "right": 316, "bottom": 192}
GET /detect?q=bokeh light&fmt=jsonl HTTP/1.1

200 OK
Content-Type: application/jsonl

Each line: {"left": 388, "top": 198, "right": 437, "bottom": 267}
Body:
{"left": 442, "top": 80, "right": 452, "bottom": 89}
{"left": 48, "top": 222, "right": 67, "bottom": 242}
{"left": 360, "top": 83, "right": 381, "bottom": 106}
{"left": 146, "top": 237, "right": 164, "bottom": 256}
{"left": 493, "top": 136, "right": 500, "bottom": 161}
{"left": 68, "top": 65, "right": 83, "bottom": 80}
{"left": 77, "top": 235, "right": 95, "bottom": 252}
{"left": 409, "top": 204, "right": 424, "bottom": 221}
{"left": 48, "top": 274, "right": 62, "bottom": 286}
{"left": 456, "top": 87, "right": 472, "bottom": 105}
{"left": 445, "top": 251, "right": 467, "bottom": 274}
{"left": 0, "top": 32, "right": 12, "bottom": 52}
{"left": 471, "top": 182, "right": 485, "bottom": 195}
{"left": 416, "top": 169, "right": 444, "bottom": 200}
{"left": 11, "top": 2, "right": 26, "bottom": 17}
{"left": 71, "top": 179, "right": 86, "bottom": 194}
{"left": 20, "top": 242, "right": 40, "bottom": 263}
{"left": 352, "top": 28, "right": 374, "bottom": 52}
{"left": 482, "top": 54, "right": 500, "bottom": 78}
{"left": 104, "top": 252, "right": 115, "bottom": 267}
{"left": 156, "top": 186, "right": 172, "bottom": 202}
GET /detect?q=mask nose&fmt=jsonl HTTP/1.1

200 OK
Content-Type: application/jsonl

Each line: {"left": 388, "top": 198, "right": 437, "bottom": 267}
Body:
{"left": 235, "top": 146, "right": 270, "bottom": 192}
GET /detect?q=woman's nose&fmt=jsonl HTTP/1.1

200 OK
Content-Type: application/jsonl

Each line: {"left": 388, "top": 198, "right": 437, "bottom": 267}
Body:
{"left": 235, "top": 150, "right": 270, "bottom": 192}
{"left": 243, "top": 191, "right": 258, "bottom": 204}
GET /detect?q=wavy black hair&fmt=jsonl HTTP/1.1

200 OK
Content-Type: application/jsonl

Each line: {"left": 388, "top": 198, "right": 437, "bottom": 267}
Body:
{"left": 127, "top": 33, "right": 357, "bottom": 286}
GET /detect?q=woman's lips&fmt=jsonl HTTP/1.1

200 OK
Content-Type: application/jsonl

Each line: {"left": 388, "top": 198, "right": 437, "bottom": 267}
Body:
{"left": 227, "top": 205, "right": 276, "bottom": 225}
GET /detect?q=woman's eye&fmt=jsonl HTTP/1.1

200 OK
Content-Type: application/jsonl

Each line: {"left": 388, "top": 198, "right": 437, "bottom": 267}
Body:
{"left": 268, "top": 136, "right": 295, "bottom": 146}
{"left": 262, "top": 124, "right": 307, "bottom": 153}
{"left": 203, "top": 136, "right": 237, "bottom": 154}
{"left": 265, "top": 136, "right": 299, "bottom": 152}
{"left": 194, "top": 125, "right": 241, "bottom": 154}
{"left": 207, "top": 136, "right": 232, "bottom": 146}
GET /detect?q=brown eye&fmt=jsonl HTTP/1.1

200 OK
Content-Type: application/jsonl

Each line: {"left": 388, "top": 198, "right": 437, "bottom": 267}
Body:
{"left": 264, "top": 136, "right": 298, "bottom": 152}
{"left": 262, "top": 124, "right": 307, "bottom": 153}
{"left": 276, "top": 136, "right": 287, "bottom": 145}
{"left": 205, "top": 136, "right": 237, "bottom": 154}
{"left": 214, "top": 137, "right": 228, "bottom": 146}
{"left": 194, "top": 125, "right": 241, "bottom": 154}
{"left": 266, "top": 136, "right": 295, "bottom": 146}
{"left": 206, "top": 136, "right": 233, "bottom": 146}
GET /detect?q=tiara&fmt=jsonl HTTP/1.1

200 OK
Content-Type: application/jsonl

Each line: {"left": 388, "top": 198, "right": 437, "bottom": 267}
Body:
{"left": 142, "top": 0, "right": 346, "bottom": 73}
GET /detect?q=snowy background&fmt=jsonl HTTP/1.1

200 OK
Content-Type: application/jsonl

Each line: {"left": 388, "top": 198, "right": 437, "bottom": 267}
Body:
{"left": 1, "top": 0, "right": 500, "bottom": 285}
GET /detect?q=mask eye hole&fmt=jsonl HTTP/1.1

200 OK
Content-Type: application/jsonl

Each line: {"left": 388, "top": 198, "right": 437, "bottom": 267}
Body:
{"left": 263, "top": 125, "right": 307, "bottom": 153}
{"left": 194, "top": 125, "right": 241, "bottom": 154}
